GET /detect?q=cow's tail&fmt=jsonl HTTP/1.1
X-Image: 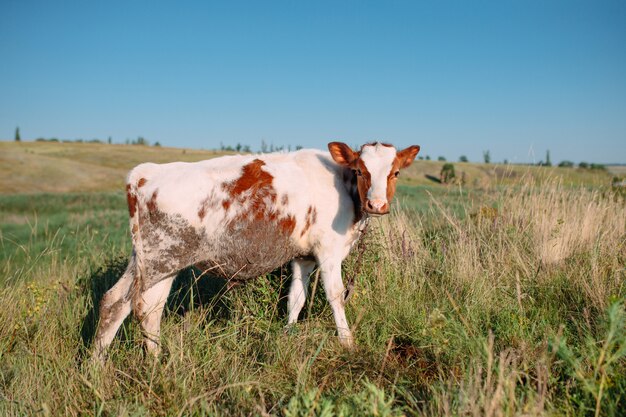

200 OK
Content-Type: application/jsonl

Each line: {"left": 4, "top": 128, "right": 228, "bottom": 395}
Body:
{"left": 125, "top": 171, "right": 146, "bottom": 301}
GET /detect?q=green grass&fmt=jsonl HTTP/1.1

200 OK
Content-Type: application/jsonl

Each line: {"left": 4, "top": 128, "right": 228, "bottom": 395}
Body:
{"left": 0, "top": 143, "right": 624, "bottom": 416}
{"left": 0, "top": 193, "right": 129, "bottom": 284}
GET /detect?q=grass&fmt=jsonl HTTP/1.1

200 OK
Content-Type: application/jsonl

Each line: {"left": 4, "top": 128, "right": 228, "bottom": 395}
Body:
{"left": 0, "top": 142, "right": 625, "bottom": 415}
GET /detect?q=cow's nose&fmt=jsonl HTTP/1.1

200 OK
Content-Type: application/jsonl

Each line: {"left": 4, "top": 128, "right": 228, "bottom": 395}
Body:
{"left": 365, "top": 199, "right": 388, "bottom": 214}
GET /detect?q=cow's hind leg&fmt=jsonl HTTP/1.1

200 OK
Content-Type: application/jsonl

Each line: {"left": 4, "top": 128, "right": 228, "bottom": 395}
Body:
{"left": 92, "top": 255, "right": 136, "bottom": 361}
{"left": 133, "top": 274, "right": 175, "bottom": 357}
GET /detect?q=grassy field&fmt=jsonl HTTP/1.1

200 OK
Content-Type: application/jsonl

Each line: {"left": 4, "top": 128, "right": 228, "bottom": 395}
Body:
{"left": 0, "top": 141, "right": 616, "bottom": 194}
{"left": 0, "top": 141, "right": 624, "bottom": 416}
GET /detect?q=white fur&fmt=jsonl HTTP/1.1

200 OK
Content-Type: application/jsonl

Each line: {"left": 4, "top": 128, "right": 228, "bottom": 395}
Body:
{"left": 360, "top": 144, "right": 396, "bottom": 203}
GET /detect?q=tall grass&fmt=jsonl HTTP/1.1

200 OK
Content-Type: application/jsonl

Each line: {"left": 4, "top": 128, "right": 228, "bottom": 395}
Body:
{"left": 0, "top": 180, "right": 624, "bottom": 415}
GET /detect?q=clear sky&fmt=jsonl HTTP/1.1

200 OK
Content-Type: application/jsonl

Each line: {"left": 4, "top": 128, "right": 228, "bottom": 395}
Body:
{"left": 1, "top": 0, "right": 625, "bottom": 163}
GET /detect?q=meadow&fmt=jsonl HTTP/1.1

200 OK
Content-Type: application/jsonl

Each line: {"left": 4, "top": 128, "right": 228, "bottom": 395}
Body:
{"left": 0, "top": 141, "right": 625, "bottom": 416}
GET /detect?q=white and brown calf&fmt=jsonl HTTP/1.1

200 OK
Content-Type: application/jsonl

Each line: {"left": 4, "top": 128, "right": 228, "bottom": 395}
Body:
{"left": 93, "top": 142, "right": 419, "bottom": 359}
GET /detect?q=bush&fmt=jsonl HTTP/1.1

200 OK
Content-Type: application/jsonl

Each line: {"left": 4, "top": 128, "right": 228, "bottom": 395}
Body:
{"left": 440, "top": 163, "right": 456, "bottom": 184}
{"left": 558, "top": 160, "right": 574, "bottom": 168}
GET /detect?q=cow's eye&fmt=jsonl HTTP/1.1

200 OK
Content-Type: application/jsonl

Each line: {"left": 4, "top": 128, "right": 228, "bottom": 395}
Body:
{"left": 394, "top": 171, "right": 400, "bottom": 177}
{"left": 356, "top": 169, "right": 363, "bottom": 176}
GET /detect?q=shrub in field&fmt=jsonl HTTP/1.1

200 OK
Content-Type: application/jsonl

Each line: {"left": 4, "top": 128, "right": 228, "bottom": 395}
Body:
{"left": 440, "top": 163, "right": 456, "bottom": 184}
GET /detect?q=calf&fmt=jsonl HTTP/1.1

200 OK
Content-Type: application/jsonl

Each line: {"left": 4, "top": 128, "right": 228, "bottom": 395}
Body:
{"left": 93, "top": 141, "right": 419, "bottom": 359}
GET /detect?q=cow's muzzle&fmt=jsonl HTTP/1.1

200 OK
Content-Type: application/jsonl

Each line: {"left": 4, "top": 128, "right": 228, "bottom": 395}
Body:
{"left": 364, "top": 199, "right": 389, "bottom": 215}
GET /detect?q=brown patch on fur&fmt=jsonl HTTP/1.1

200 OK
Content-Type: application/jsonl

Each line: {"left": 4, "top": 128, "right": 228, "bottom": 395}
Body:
{"left": 224, "top": 159, "right": 273, "bottom": 198}
{"left": 281, "top": 194, "right": 289, "bottom": 205}
{"left": 126, "top": 184, "right": 137, "bottom": 218}
{"left": 222, "top": 159, "right": 297, "bottom": 236}
{"left": 278, "top": 215, "right": 296, "bottom": 235}
{"left": 198, "top": 192, "right": 219, "bottom": 220}
{"left": 355, "top": 159, "right": 372, "bottom": 211}
{"left": 141, "top": 211, "right": 206, "bottom": 278}
{"left": 137, "top": 177, "right": 147, "bottom": 188}
{"left": 385, "top": 157, "right": 403, "bottom": 203}
{"left": 300, "top": 206, "right": 318, "bottom": 237}
{"left": 132, "top": 224, "right": 138, "bottom": 233}
{"left": 147, "top": 190, "right": 159, "bottom": 223}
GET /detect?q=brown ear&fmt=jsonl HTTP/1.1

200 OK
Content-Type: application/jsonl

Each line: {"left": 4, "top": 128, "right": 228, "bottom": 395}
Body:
{"left": 328, "top": 142, "right": 358, "bottom": 166}
{"left": 397, "top": 145, "right": 420, "bottom": 168}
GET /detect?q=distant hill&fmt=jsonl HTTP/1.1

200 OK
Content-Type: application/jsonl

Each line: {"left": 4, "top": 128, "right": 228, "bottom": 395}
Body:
{"left": 0, "top": 141, "right": 614, "bottom": 194}
{"left": 0, "top": 141, "right": 228, "bottom": 193}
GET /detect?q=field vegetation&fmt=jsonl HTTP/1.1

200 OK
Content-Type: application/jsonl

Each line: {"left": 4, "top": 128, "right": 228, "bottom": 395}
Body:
{"left": 0, "top": 141, "right": 624, "bottom": 416}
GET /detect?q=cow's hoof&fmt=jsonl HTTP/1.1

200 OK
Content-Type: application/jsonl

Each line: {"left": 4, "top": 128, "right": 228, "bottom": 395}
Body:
{"left": 339, "top": 335, "right": 355, "bottom": 350}
{"left": 284, "top": 324, "right": 299, "bottom": 336}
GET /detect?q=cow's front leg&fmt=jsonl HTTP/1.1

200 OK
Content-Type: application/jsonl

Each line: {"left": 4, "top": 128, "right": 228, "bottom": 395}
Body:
{"left": 318, "top": 257, "right": 354, "bottom": 348}
{"left": 287, "top": 258, "right": 316, "bottom": 325}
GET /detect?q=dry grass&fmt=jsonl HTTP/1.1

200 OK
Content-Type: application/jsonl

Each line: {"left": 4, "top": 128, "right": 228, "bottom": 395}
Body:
{"left": 0, "top": 141, "right": 226, "bottom": 193}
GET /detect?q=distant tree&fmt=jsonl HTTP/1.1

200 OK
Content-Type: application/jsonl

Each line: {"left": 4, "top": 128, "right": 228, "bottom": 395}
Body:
{"left": 503, "top": 159, "right": 508, "bottom": 164}
{"left": 590, "top": 163, "right": 606, "bottom": 171}
{"left": 107, "top": 136, "right": 112, "bottom": 144}
{"left": 235, "top": 143, "right": 242, "bottom": 152}
{"left": 459, "top": 155, "right": 468, "bottom": 163}
{"left": 153, "top": 141, "right": 161, "bottom": 147}
{"left": 261, "top": 139, "right": 268, "bottom": 153}
{"left": 418, "top": 156, "right": 424, "bottom": 160}
{"left": 425, "top": 155, "right": 431, "bottom": 160}
{"left": 483, "top": 150, "right": 491, "bottom": 164}
{"left": 295, "top": 145, "right": 303, "bottom": 151}
{"left": 15, "top": 127, "right": 21, "bottom": 142}
{"left": 579, "top": 162, "right": 589, "bottom": 169}
{"left": 437, "top": 156, "right": 446, "bottom": 161}
{"left": 440, "top": 163, "right": 456, "bottom": 184}
{"left": 133, "top": 136, "right": 149, "bottom": 146}
{"left": 242, "top": 145, "right": 251, "bottom": 153}
{"left": 545, "top": 150, "right": 552, "bottom": 167}
{"left": 558, "top": 160, "right": 574, "bottom": 168}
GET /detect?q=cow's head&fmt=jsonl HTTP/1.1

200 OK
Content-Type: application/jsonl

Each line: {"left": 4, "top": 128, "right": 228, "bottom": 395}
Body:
{"left": 328, "top": 142, "right": 420, "bottom": 216}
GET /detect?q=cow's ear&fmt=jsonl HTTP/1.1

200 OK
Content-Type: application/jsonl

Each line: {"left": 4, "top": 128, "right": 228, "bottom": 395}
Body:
{"left": 396, "top": 145, "right": 420, "bottom": 168}
{"left": 328, "top": 142, "right": 358, "bottom": 166}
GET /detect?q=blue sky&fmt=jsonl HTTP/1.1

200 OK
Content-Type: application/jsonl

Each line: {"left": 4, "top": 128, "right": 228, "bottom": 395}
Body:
{"left": 1, "top": 1, "right": 625, "bottom": 163}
